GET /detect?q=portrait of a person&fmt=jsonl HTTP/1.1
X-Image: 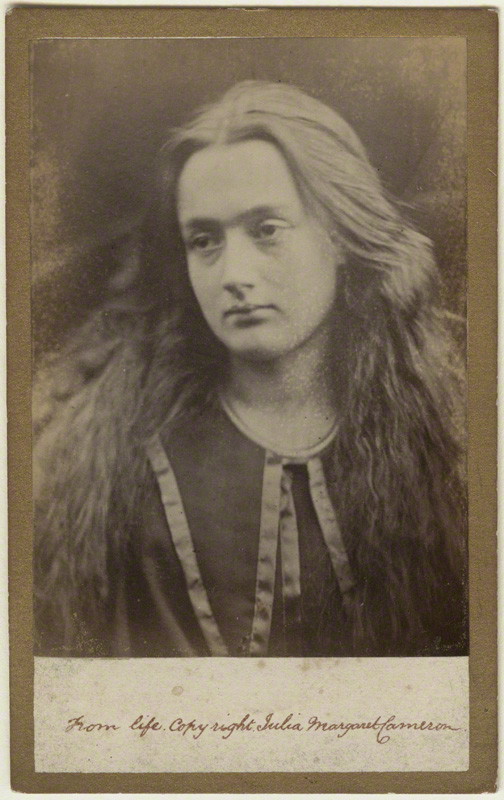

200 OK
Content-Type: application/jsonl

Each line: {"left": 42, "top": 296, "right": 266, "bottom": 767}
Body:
{"left": 33, "top": 74, "right": 468, "bottom": 658}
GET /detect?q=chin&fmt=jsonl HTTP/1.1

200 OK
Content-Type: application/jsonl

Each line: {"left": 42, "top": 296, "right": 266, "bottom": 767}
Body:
{"left": 226, "top": 339, "right": 293, "bottom": 363}
{"left": 238, "top": 348, "right": 282, "bottom": 363}
{"left": 220, "top": 329, "right": 299, "bottom": 363}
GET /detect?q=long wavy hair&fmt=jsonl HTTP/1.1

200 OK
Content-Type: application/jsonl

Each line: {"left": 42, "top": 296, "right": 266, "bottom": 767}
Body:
{"left": 34, "top": 80, "right": 467, "bottom": 655}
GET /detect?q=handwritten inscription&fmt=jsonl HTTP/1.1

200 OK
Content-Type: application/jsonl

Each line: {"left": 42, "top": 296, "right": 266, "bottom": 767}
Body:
{"left": 65, "top": 716, "right": 120, "bottom": 733}
{"left": 65, "top": 713, "right": 461, "bottom": 745}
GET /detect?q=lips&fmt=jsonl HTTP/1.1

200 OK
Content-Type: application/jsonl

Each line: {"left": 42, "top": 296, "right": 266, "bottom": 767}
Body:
{"left": 223, "top": 304, "right": 276, "bottom": 318}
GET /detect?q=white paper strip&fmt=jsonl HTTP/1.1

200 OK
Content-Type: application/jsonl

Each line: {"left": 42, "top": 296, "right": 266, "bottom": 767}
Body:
{"left": 34, "top": 656, "right": 468, "bottom": 773}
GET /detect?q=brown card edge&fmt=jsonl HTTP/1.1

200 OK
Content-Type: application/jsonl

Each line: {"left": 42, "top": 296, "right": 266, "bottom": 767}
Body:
{"left": 6, "top": 6, "right": 497, "bottom": 793}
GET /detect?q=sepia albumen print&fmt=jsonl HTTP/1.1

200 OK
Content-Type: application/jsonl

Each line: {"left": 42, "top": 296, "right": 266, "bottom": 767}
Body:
{"left": 32, "top": 37, "right": 467, "bottom": 660}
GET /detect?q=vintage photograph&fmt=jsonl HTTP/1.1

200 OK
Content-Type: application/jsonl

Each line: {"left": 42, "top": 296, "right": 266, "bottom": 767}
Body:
{"left": 32, "top": 37, "right": 468, "bottom": 660}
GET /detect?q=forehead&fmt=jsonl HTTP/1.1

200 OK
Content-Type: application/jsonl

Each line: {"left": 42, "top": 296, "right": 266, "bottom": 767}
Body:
{"left": 176, "top": 140, "right": 304, "bottom": 224}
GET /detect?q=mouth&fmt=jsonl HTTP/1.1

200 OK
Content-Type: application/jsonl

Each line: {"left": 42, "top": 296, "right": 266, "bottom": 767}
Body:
{"left": 223, "top": 304, "right": 276, "bottom": 318}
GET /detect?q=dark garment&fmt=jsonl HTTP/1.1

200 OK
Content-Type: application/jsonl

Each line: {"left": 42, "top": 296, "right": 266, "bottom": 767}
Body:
{"left": 34, "top": 402, "right": 468, "bottom": 658}
{"left": 120, "top": 403, "right": 354, "bottom": 657}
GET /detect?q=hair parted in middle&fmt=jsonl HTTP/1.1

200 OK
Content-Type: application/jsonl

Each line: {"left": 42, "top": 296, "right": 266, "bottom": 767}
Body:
{"left": 34, "top": 80, "right": 467, "bottom": 655}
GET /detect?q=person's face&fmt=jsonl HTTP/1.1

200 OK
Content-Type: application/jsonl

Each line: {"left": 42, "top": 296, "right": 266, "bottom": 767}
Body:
{"left": 176, "top": 139, "right": 343, "bottom": 362}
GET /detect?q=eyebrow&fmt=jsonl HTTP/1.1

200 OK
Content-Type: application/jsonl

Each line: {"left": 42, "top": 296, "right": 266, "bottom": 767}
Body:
{"left": 180, "top": 205, "right": 291, "bottom": 234}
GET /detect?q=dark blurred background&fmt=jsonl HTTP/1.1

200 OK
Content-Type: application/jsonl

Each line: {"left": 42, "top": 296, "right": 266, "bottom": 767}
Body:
{"left": 31, "top": 37, "right": 466, "bottom": 357}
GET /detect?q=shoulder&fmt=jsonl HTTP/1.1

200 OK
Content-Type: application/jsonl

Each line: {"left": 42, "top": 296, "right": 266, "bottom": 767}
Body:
{"left": 156, "top": 402, "right": 264, "bottom": 475}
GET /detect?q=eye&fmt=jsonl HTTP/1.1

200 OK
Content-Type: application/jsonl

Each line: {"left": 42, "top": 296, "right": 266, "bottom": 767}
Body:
{"left": 186, "top": 231, "right": 222, "bottom": 253}
{"left": 251, "top": 219, "right": 289, "bottom": 243}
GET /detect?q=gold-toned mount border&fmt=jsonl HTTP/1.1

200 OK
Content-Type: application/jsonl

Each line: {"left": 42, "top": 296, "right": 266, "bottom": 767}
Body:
{"left": 7, "top": 6, "right": 497, "bottom": 793}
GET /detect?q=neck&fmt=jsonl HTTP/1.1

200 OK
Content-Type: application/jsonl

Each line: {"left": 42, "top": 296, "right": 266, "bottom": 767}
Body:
{"left": 222, "top": 328, "right": 339, "bottom": 453}
{"left": 228, "top": 346, "right": 333, "bottom": 412}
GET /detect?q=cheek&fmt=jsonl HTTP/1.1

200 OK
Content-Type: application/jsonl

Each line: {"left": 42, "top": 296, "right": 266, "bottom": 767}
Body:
{"left": 187, "top": 265, "right": 220, "bottom": 319}
{"left": 187, "top": 262, "right": 205, "bottom": 296}
{"left": 305, "top": 276, "right": 337, "bottom": 317}
{"left": 290, "top": 242, "right": 339, "bottom": 303}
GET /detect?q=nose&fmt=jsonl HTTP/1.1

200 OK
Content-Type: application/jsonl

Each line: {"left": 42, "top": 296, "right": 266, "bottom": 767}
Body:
{"left": 220, "top": 229, "right": 260, "bottom": 294}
